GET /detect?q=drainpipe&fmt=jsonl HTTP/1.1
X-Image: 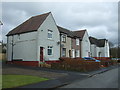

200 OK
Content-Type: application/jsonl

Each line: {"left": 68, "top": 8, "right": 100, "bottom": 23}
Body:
{"left": 80, "top": 38, "right": 82, "bottom": 58}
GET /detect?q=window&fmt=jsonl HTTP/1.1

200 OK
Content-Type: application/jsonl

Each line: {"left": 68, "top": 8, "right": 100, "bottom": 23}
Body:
{"left": 47, "top": 46, "right": 53, "bottom": 55}
{"left": 75, "top": 50, "right": 80, "bottom": 57}
{"left": 76, "top": 39, "right": 79, "bottom": 45}
{"left": 48, "top": 30, "right": 53, "bottom": 39}
{"left": 61, "top": 34, "right": 66, "bottom": 43}
{"left": 62, "top": 48, "right": 66, "bottom": 57}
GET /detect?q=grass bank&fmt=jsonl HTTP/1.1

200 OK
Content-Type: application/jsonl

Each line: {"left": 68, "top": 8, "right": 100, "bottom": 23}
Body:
{"left": 2, "top": 75, "right": 49, "bottom": 88}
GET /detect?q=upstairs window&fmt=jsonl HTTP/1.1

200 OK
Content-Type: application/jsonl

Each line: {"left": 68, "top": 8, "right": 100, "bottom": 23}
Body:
{"left": 61, "top": 34, "right": 66, "bottom": 43}
{"left": 48, "top": 30, "right": 53, "bottom": 39}
{"left": 76, "top": 39, "right": 79, "bottom": 45}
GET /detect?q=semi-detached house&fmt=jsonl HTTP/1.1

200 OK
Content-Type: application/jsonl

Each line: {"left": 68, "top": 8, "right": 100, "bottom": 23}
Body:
{"left": 57, "top": 26, "right": 91, "bottom": 58}
{"left": 89, "top": 37, "right": 110, "bottom": 57}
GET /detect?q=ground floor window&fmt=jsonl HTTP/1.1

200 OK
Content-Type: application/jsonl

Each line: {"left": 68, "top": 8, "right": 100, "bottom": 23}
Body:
{"left": 62, "top": 48, "right": 66, "bottom": 57}
{"left": 47, "top": 46, "right": 53, "bottom": 55}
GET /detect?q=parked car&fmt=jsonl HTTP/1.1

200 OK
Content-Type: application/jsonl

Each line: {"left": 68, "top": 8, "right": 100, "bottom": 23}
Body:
{"left": 83, "top": 57, "right": 101, "bottom": 62}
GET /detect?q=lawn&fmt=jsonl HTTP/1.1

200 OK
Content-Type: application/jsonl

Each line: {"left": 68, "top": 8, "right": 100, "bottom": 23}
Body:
{"left": 2, "top": 75, "right": 49, "bottom": 88}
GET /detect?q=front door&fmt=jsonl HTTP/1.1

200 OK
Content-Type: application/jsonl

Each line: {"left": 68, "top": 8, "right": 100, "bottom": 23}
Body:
{"left": 72, "top": 49, "right": 75, "bottom": 58}
{"left": 40, "top": 47, "right": 44, "bottom": 62}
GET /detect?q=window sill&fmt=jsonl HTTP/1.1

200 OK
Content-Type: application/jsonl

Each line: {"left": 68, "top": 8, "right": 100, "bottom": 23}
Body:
{"left": 47, "top": 38, "right": 54, "bottom": 41}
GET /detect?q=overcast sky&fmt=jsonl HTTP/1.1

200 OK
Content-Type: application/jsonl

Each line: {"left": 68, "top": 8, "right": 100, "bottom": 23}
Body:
{"left": 1, "top": 2, "right": 118, "bottom": 45}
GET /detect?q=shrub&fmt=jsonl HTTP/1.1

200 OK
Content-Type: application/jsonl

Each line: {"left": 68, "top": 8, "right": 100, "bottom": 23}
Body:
{"left": 51, "top": 58, "right": 100, "bottom": 72}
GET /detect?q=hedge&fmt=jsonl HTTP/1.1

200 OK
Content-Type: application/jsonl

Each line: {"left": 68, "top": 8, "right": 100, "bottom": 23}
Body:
{"left": 51, "top": 58, "right": 100, "bottom": 72}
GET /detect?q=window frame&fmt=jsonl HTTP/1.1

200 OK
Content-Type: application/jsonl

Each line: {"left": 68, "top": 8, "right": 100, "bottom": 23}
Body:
{"left": 47, "top": 46, "right": 53, "bottom": 55}
{"left": 48, "top": 30, "right": 53, "bottom": 39}
{"left": 76, "top": 38, "right": 79, "bottom": 45}
{"left": 62, "top": 48, "right": 66, "bottom": 57}
{"left": 61, "top": 34, "right": 66, "bottom": 43}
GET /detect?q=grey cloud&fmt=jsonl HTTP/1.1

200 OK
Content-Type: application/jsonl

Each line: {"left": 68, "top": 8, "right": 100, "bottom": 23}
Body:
{"left": 1, "top": 2, "right": 118, "bottom": 45}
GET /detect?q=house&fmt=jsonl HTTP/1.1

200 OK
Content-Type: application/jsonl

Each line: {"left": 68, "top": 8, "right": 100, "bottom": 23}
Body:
{"left": 6, "top": 12, "right": 110, "bottom": 67}
{"left": 89, "top": 36, "right": 110, "bottom": 57}
{"left": 71, "top": 31, "right": 81, "bottom": 58}
{"left": 57, "top": 26, "right": 82, "bottom": 58}
{"left": 57, "top": 26, "right": 72, "bottom": 57}
{"left": 57, "top": 26, "right": 90, "bottom": 58}
{"left": 73, "top": 30, "right": 91, "bottom": 58}
{"left": 6, "top": 12, "right": 60, "bottom": 66}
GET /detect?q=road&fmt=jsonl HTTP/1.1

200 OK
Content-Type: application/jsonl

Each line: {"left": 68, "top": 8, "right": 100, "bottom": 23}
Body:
{"left": 59, "top": 67, "right": 119, "bottom": 88}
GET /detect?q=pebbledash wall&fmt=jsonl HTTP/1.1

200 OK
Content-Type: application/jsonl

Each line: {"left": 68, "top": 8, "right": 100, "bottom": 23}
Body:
{"left": 7, "top": 31, "right": 37, "bottom": 61}
{"left": 7, "top": 13, "right": 60, "bottom": 66}
{"left": 81, "top": 31, "right": 91, "bottom": 58}
{"left": 36, "top": 13, "right": 60, "bottom": 61}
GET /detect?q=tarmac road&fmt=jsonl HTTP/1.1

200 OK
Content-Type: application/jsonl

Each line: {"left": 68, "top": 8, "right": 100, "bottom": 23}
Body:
{"left": 59, "top": 66, "right": 119, "bottom": 88}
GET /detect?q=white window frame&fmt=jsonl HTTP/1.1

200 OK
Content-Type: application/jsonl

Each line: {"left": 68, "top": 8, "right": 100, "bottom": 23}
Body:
{"left": 62, "top": 48, "right": 66, "bottom": 57}
{"left": 76, "top": 38, "right": 79, "bottom": 45}
{"left": 61, "top": 34, "right": 66, "bottom": 43}
{"left": 47, "top": 46, "right": 53, "bottom": 55}
{"left": 48, "top": 30, "right": 53, "bottom": 39}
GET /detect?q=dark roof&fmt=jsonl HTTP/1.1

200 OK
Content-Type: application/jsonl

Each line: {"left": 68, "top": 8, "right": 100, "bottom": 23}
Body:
{"left": 57, "top": 26, "right": 74, "bottom": 37}
{"left": 89, "top": 36, "right": 106, "bottom": 47}
{"left": 7, "top": 12, "right": 51, "bottom": 36}
{"left": 73, "top": 30, "right": 86, "bottom": 39}
{"left": 57, "top": 26, "right": 85, "bottom": 39}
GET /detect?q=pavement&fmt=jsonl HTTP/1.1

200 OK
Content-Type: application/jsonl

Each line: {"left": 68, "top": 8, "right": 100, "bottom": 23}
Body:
{"left": 2, "top": 61, "right": 119, "bottom": 89}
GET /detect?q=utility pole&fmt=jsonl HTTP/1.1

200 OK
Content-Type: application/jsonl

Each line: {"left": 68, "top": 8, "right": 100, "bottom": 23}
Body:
{"left": 0, "top": 21, "right": 3, "bottom": 54}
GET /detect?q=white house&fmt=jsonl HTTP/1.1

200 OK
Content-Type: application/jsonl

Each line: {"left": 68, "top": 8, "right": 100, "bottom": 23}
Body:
{"left": 73, "top": 30, "right": 91, "bottom": 58}
{"left": 6, "top": 12, "right": 60, "bottom": 66}
{"left": 89, "top": 36, "right": 110, "bottom": 57}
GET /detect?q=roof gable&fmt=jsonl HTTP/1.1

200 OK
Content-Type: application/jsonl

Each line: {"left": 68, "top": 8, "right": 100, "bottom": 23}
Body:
{"left": 7, "top": 12, "right": 50, "bottom": 36}
{"left": 89, "top": 36, "right": 106, "bottom": 47}
{"left": 73, "top": 30, "right": 86, "bottom": 39}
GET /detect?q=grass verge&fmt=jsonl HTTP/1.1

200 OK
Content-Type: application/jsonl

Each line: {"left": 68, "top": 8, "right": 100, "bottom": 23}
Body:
{"left": 2, "top": 75, "right": 49, "bottom": 88}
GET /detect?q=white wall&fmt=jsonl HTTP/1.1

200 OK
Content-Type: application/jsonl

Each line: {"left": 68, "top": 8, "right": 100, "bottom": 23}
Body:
{"left": 90, "top": 44, "right": 97, "bottom": 57}
{"left": 7, "top": 36, "right": 12, "bottom": 61}
{"left": 7, "top": 32, "right": 37, "bottom": 61}
{"left": 101, "top": 41, "right": 110, "bottom": 57}
{"left": 81, "top": 31, "right": 91, "bottom": 57}
{"left": 37, "top": 13, "right": 60, "bottom": 61}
